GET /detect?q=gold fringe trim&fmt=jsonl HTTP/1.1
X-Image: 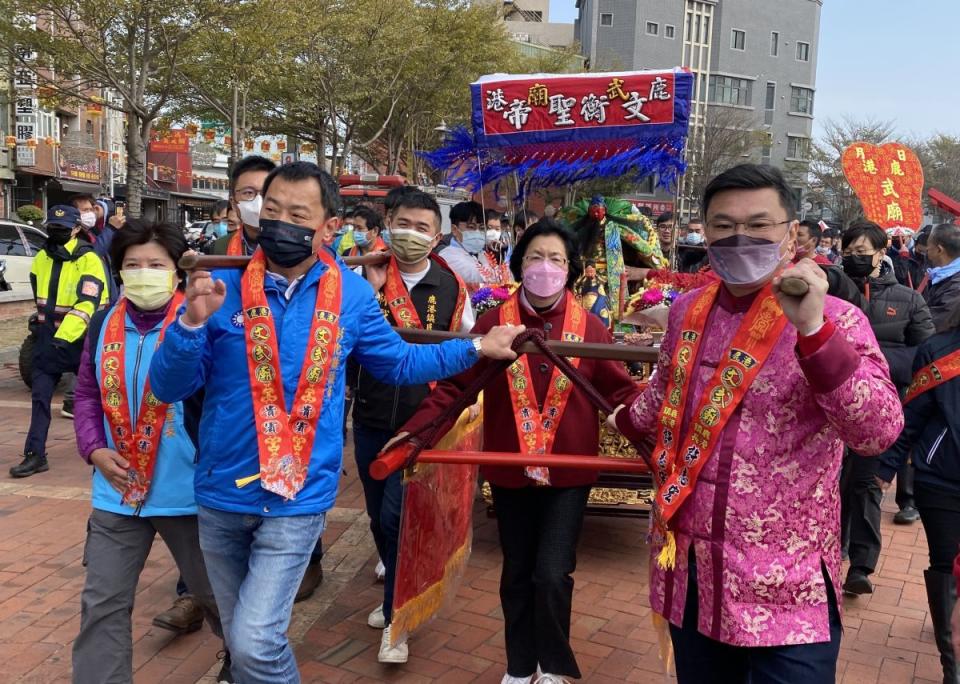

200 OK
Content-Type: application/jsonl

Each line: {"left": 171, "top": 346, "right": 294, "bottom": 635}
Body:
{"left": 655, "top": 531, "right": 676, "bottom": 570}
{"left": 651, "top": 611, "right": 675, "bottom": 675}
{"left": 389, "top": 539, "right": 471, "bottom": 646}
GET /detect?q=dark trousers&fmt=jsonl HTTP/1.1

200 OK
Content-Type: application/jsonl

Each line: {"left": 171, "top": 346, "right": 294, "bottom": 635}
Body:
{"left": 73, "top": 510, "right": 222, "bottom": 684}
{"left": 670, "top": 551, "right": 842, "bottom": 684}
{"left": 24, "top": 364, "right": 61, "bottom": 456}
{"left": 353, "top": 423, "right": 402, "bottom": 622}
{"left": 916, "top": 484, "right": 960, "bottom": 574}
{"left": 896, "top": 463, "right": 915, "bottom": 510}
{"left": 840, "top": 451, "right": 882, "bottom": 576}
{"left": 491, "top": 484, "right": 590, "bottom": 679}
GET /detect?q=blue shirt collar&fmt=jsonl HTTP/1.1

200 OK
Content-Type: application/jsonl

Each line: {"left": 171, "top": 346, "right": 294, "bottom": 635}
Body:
{"left": 928, "top": 256, "right": 960, "bottom": 285}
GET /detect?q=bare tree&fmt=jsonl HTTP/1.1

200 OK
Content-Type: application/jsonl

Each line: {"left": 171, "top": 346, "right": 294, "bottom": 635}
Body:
{"left": 807, "top": 116, "right": 895, "bottom": 229}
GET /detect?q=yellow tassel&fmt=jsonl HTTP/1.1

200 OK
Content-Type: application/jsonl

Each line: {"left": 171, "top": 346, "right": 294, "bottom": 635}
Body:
{"left": 651, "top": 611, "right": 674, "bottom": 675}
{"left": 655, "top": 531, "right": 677, "bottom": 570}
{"left": 235, "top": 473, "right": 261, "bottom": 488}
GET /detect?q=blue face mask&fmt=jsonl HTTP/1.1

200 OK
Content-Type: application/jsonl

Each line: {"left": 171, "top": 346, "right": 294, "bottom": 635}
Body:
{"left": 213, "top": 221, "right": 228, "bottom": 238}
{"left": 460, "top": 230, "right": 486, "bottom": 254}
{"left": 685, "top": 232, "right": 704, "bottom": 245}
{"left": 381, "top": 229, "right": 391, "bottom": 247}
{"left": 353, "top": 228, "right": 370, "bottom": 248}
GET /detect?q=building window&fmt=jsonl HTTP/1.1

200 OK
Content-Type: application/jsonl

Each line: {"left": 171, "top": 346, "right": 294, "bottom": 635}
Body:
{"left": 787, "top": 136, "right": 810, "bottom": 160}
{"left": 789, "top": 86, "right": 814, "bottom": 114}
{"left": 709, "top": 75, "right": 752, "bottom": 107}
{"left": 731, "top": 29, "right": 745, "bottom": 50}
{"left": 770, "top": 31, "right": 779, "bottom": 56}
{"left": 796, "top": 41, "right": 810, "bottom": 61}
{"left": 764, "top": 82, "right": 776, "bottom": 124}
{"left": 600, "top": 13, "right": 613, "bottom": 27}
{"left": 646, "top": 21, "right": 659, "bottom": 36}
{"left": 665, "top": 24, "right": 675, "bottom": 39}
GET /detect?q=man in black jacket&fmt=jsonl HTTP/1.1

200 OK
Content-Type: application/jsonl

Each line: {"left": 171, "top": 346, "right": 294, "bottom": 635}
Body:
{"left": 839, "top": 221, "right": 936, "bottom": 596}
{"left": 348, "top": 191, "right": 474, "bottom": 664}
{"left": 924, "top": 223, "right": 960, "bottom": 331}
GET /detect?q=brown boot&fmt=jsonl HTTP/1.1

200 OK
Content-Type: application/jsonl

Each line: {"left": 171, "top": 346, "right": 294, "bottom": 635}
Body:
{"left": 295, "top": 561, "right": 323, "bottom": 603}
{"left": 152, "top": 596, "right": 204, "bottom": 634}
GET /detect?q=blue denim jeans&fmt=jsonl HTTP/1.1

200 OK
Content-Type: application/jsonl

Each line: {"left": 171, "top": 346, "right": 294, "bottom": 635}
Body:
{"left": 198, "top": 505, "right": 326, "bottom": 684}
{"left": 353, "top": 423, "right": 402, "bottom": 622}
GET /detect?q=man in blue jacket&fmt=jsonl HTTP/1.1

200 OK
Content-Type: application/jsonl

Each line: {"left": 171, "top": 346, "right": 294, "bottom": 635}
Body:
{"left": 149, "top": 161, "right": 522, "bottom": 683}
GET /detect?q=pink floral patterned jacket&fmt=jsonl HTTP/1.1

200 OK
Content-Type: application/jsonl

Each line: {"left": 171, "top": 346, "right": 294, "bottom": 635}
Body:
{"left": 618, "top": 286, "right": 904, "bottom": 647}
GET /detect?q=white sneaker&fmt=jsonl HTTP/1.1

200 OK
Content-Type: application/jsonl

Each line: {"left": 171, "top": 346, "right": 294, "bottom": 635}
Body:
{"left": 375, "top": 559, "right": 386, "bottom": 582}
{"left": 501, "top": 675, "right": 533, "bottom": 684}
{"left": 378, "top": 625, "right": 408, "bottom": 664}
{"left": 534, "top": 675, "right": 570, "bottom": 684}
{"left": 367, "top": 603, "right": 385, "bottom": 629}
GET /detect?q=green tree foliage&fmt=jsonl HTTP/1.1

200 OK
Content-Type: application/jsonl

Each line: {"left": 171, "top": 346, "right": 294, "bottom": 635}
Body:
{"left": 0, "top": 0, "right": 229, "bottom": 217}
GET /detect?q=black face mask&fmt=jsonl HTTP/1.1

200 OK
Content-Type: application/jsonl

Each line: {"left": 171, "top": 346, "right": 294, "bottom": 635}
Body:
{"left": 46, "top": 225, "right": 74, "bottom": 246}
{"left": 842, "top": 254, "right": 876, "bottom": 279}
{"left": 257, "top": 219, "right": 316, "bottom": 267}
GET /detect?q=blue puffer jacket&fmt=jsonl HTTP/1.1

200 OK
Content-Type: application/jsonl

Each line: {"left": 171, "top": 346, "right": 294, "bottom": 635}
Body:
{"left": 149, "top": 251, "right": 478, "bottom": 516}
{"left": 90, "top": 304, "right": 197, "bottom": 517}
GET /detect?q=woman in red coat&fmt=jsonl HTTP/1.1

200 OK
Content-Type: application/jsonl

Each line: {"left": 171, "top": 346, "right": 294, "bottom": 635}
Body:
{"left": 398, "top": 219, "right": 641, "bottom": 683}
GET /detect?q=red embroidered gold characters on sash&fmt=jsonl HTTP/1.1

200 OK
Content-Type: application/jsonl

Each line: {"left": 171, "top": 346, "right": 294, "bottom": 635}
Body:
{"left": 653, "top": 283, "right": 787, "bottom": 530}
{"left": 904, "top": 347, "right": 960, "bottom": 404}
{"left": 383, "top": 254, "right": 466, "bottom": 332}
{"left": 241, "top": 249, "right": 342, "bottom": 500}
{"left": 499, "top": 291, "right": 587, "bottom": 485}
{"left": 99, "top": 293, "right": 184, "bottom": 509}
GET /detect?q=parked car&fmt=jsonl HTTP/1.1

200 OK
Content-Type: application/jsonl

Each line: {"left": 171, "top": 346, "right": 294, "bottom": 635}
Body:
{"left": 0, "top": 218, "right": 47, "bottom": 291}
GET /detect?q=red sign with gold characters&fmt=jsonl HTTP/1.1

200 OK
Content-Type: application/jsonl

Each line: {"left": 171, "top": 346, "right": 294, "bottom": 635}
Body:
{"left": 149, "top": 129, "right": 190, "bottom": 154}
{"left": 476, "top": 72, "right": 675, "bottom": 138}
{"left": 841, "top": 142, "right": 925, "bottom": 229}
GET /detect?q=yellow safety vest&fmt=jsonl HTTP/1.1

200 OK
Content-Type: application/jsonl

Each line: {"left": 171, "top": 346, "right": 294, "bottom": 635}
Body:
{"left": 30, "top": 238, "right": 109, "bottom": 344}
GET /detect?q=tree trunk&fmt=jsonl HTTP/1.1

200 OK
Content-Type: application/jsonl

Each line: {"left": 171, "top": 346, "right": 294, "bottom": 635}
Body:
{"left": 125, "top": 112, "right": 149, "bottom": 218}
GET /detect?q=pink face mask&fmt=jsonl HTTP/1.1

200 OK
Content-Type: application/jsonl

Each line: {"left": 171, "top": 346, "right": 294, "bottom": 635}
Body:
{"left": 523, "top": 260, "right": 567, "bottom": 298}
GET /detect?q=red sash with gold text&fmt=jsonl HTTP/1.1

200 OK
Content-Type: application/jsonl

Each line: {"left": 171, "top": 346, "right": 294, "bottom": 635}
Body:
{"left": 99, "top": 293, "right": 184, "bottom": 509}
{"left": 499, "top": 291, "right": 587, "bottom": 485}
{"left": 241, "top": 249, "right": 342, "bottom": 500}
{"left": 383, "top": 254, "right": 466, "bottom": 332}
{"left": 226, "top": 230, "right": 244, "bottom": 256}
{"left": 653, "top": 283, "right": 786, "bottom": 525}
{"left": 904, "top": 347, "right": 960, "bottom": 404}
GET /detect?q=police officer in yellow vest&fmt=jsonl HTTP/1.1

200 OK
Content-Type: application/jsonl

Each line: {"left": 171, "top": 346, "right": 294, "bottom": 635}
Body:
{"left": 10, "top": 205, "right": 108, "bottom": 478}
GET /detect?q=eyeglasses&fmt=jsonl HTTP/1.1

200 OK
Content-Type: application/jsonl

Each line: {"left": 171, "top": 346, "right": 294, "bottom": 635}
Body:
{"left": 841, "top": 249, "right": 879, "bottom": 258}
{"left": 235, "top": 188, "right": 260, "bottom": 202}
{"left": 523, "top": 254, "right": 568, "bottom": 267}
{"left": 706, "top": 219, "right": 792, "bottom": 234}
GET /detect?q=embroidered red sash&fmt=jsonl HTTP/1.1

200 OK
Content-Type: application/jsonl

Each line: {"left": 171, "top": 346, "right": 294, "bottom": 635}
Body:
{"left": 226, "top": 230, "right": 243, "bottom": 256}
{"left": 99, "top": 293, "right": 184, "bottom": 509}
{"left": 653, "top": 283, "right": 786, "bottom": 526}
{"left": 904, "top": 347, "right": 960, "bottom": 404}
{"left": 241, "top": 248, "right": 342, "bottom": 500}
{"left": 499, "top": 291, "right": 587, "bottom": 485}
{"left": 383, "top": 254, "right": 466, "bottom": 332}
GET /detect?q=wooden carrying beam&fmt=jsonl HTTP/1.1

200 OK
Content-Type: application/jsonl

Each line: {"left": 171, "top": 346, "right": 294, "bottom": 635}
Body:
{"left": 395, "top": 327, "right": 659, "bottom": 363}
{"left": 369, "top": 448, "right": 650, "bottom": 481}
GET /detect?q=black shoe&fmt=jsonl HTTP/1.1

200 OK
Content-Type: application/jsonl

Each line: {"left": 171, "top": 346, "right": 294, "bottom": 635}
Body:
{"left": 842, "top": 571, "right": 874, "bottom": 596}
{"left": 9, "top": 452, "right": 49, "bottom": 478}
{"left": 60, "top": 399, "right": 74, "bottom": 419}
{"left": 893, "top": 506, "right": 920, "bottom": 524}
{"left": 216, "top": 650, "right": 234, "bottom": 684}
{"left": 295, "top": 560, "right": 323, "bottom": 603}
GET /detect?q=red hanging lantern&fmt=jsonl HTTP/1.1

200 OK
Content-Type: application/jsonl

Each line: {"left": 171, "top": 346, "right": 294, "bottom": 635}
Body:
{"left": 224, "top": 135, "right": 232, "bottom": 147}
{"left": 4, "top": 135, "right": 16, "bottom": 148}
{"left": 25, "top": 138, "right": 37, "bottom": 148}
{"left": 43, "top": 136, "right": 54, "bottom": 146}
{"left": 260, "top": 140, "right": 271, "bottom": 153}
{"left": 244, "top": 138, "right": 254, "bottom": 151}
{"left": 276, "top": 139, "right": 286, "bottom": 151}
{"left": 185, "top": 122, "right": 199, "bottom": 136}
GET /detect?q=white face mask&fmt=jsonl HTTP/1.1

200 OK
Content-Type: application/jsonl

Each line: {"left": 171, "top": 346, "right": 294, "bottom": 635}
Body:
{"left": 80, "top": 211, "right": 97, "bottom": 229}
{"left": 486, "top": 229, "right": 502, "bottom": 242}
{"left": 237, "top": 195, "right": 263, "bottom": 228}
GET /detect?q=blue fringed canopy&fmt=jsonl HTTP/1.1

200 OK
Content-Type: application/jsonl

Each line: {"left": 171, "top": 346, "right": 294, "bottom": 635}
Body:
{"left": 420, "top": 68, "right": 693, "bottom": 194}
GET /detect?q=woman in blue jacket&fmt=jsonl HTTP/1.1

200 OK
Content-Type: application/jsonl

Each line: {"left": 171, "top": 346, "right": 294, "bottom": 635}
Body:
{"left": 71, "top": 221, "right": 228, "bottom": 683}
{"left": 879, "top": 302, "right": 960, "bottom": 684}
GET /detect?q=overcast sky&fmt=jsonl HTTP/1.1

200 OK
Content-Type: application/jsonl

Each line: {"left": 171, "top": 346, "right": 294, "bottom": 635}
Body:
{"left": 549, "top": 0, "right": 960, "bottom": 140}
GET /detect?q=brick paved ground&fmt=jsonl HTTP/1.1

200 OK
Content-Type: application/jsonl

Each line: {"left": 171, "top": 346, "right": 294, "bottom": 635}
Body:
{"left": 0, "top": 360, "right": 945, "bottom": 683}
